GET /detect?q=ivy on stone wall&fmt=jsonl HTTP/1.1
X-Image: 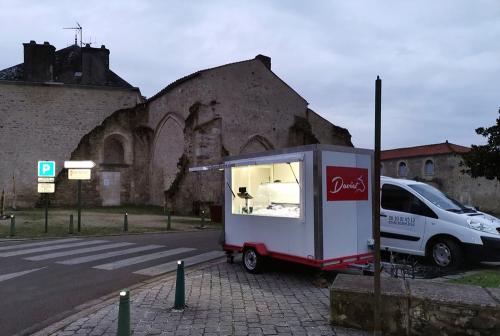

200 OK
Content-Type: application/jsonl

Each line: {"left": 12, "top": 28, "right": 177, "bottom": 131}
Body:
{"left": 164, "top": 154, "right": 189, "bottom": 201}
{"left": 185, "top": 101, "right": 201, "bottom": 130}
{"left": 290, "top": 116, "right": 320, "bottom": 145}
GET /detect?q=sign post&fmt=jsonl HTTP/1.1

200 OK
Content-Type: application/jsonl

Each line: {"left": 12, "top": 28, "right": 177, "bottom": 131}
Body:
{"left": 77, "top": 180, "right": 82, "bottom": 232}
{"left": 44, "top": 194, "right": 49, "bottom": 233}
{"left": 64, "top": 161, "right": 95, "bottom": 233}
{"left": 37, "top": 161, "right": 56, "bottom": 233}
{"left": 373, "top": 76, "right": 382, "bottom": 335}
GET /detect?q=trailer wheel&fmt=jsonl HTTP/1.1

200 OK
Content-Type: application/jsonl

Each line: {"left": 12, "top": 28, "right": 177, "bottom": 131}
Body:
{"left": 428, "top": 237, "right": 464, "bottom": 270}
{"left": 243, "top": 248, "right": 264, "bottom": 274}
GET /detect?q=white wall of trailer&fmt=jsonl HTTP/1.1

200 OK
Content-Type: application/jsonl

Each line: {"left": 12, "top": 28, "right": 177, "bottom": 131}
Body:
{"left": 321, "top": 150, "right": 373, "bottom": 259}
{"left": 224, "top": 146, "right": 373, "bottom": 262}
{"left": 224, "top": 150, "right": 316, "bottom": 258}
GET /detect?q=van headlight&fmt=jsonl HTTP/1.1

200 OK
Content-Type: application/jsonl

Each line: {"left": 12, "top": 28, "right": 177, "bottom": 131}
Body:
{"left": 467, "top": 219, "right": 499, "bottom": 235}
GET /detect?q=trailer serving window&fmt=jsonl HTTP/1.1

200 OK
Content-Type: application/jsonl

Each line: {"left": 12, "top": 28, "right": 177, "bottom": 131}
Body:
{"left": 231, "top": 161, "right": 301, "bottom": 218}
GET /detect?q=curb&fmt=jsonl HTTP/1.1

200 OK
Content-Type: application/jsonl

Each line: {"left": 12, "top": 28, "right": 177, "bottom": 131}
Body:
{"left": 28, "top": 257, "right": 227, "bottom": 336}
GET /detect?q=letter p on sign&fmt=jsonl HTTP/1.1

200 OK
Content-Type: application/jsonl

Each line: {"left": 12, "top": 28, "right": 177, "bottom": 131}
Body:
{"left": 38, "top": 161, "right": 56, "bottom": 177}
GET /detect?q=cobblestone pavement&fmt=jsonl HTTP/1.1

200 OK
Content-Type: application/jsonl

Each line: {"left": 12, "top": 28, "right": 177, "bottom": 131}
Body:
{"left": 49, "top": 260, "right": 368, "bottom": 336}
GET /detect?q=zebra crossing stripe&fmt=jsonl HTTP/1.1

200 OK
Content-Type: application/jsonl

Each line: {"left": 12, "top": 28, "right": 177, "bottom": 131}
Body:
{"left": 0, "top": 240, "right": 107, "bottom": 257}
{"left": 0, "top": 267, "right": 47, "bottom": 283}
{"left": 93, "top": 247, "right": 195, "bottom": 270}
{"left": 24, "top": 242, "right": 136, "bottom": 261}
{"left": 0, "top": 238, "right": 81, "bottom": 251}
{"left": 133, "top": 250, "right": 225, "bottom": 276}
{"left": 57, "top": 245, "right": 164, "bottom": 265}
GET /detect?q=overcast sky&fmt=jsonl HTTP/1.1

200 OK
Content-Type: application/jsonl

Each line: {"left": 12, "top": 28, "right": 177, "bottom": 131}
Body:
{"left": 1, "top": 0, "right": 499, "bottom": 149}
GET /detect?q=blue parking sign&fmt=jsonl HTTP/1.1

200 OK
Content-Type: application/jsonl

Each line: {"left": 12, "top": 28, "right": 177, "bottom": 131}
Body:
{"left": 38, "top": 161, "right": 56, "bottom": 177}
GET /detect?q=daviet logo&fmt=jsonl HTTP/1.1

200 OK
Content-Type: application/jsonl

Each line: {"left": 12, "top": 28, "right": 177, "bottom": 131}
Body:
{"left": 326, "top": 166, "right": 369, "bottom": 201}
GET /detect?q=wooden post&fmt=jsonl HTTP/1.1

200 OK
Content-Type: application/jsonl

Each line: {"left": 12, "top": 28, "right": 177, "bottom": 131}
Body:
{"left": 12, "top": 173, "right": 17, "bottom": 210}
{"left": 373, "top": 76, "right": 382, "bottom": 335}
{"left": 0, "top": 188, "right": 5, "bottom": 218}
{"left": 69, "top": 214, "right": 74, "bottom": 234}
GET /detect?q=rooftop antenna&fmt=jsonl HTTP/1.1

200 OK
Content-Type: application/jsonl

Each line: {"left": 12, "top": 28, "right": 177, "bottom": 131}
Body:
{"left": 63, "top": 22, "right": 82, "bottom": 47}
{"left": 83, "top": 35, "right": 95, "bottom": 47}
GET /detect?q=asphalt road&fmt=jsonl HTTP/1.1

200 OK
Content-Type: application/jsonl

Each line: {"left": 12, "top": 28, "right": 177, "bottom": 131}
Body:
{"left": 0, "top": 230, "right": 222, "bottom": 336}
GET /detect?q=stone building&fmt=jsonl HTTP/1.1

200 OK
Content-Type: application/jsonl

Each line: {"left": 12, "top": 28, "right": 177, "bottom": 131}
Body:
{"left": 381, "top": 141, "right": 500, "bottom": 213}
{"left": 0, "top": 41, "right": 143, "bottom": 207}
{"left": 52, "top": 55, "right": 353, "bottom": 214}
{"left": 1, "top": 40, "right": 352, "bottom": 214}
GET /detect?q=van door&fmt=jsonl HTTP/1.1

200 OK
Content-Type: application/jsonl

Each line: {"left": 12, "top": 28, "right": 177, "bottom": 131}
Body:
{"left": 380, "top": 183, "right": 435, "bottom": 254}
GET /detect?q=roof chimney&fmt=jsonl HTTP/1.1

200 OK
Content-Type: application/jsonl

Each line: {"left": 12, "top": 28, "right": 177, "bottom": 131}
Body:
{"left": 255, "top": 54, "right": 271, "bottom": 70}
{"left": 23, "top": 41, "right": 55, "bottom": 82}
{"left": 81, "top": 44, "right": 110, "bottom": 85}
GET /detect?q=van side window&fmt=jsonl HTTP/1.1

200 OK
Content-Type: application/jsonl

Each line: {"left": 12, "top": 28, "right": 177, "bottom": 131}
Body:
{"left": 381, "top": 184, "right": 437, "bottom": 218}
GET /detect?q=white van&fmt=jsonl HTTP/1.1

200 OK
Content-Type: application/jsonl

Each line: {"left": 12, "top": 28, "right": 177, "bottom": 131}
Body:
{"left": 380, "top": 176, "right": 500, "bottom": 269}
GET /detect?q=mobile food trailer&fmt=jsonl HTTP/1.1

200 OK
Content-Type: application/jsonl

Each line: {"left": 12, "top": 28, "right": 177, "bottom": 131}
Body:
{"left": 191, "top": 145, "right": 375, "bottom": 273}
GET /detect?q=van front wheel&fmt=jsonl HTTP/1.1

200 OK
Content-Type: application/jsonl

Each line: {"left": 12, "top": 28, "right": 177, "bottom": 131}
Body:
{"left": 429, "top": 238, "right": 463, "bottom": 270}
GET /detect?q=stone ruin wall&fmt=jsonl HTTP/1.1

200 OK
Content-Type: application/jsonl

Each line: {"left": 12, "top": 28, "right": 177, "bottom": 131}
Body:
{"left": 146, "top": 58, "right": 353, "bottom": 214}
{"left": 47, "top": 57, "right": 353, "bottom": 214}
{"left": 51, "top": 104, "right": 151, "bottom": 208}
{"left": 0, "top": 81, "right": 141, "bottom": 208}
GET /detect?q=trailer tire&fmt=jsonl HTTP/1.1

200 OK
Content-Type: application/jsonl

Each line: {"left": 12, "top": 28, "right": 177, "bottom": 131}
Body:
{"left": 243, "top": 248, "right": 264, "bottom": 274}
{"left": 428, "top": 237, "right": 464, "bottom": 270}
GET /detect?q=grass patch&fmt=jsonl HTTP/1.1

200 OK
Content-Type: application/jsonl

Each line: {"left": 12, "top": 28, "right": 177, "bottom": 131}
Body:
{"left": 0, "top": 207, "right": 221, "bottom": 238}
{"left": 84, "top": 205, "right": 166, "bottom": 215}
{"left": 450, "top": 270, "right": 500, "bottom": 288}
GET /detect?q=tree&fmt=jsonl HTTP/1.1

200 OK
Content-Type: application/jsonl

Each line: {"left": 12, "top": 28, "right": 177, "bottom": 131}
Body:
{"left": 462, "top": 108, "right": 500, "bottom": 181}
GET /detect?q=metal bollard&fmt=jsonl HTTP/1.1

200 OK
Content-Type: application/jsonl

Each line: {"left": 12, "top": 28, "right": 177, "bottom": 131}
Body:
{"left": 123, "top": 212, "right": 128, "bottom": 232}
{"left": 10, "top": 215, "right": 15, "bottom": 237}
{"left": 166, "top": 210, "right": 171, "bottom": 231}
{"left": 116, "top": 289, "right": 130, "bottom": 336}
{"left": 174, "top": 260, "right": 185, "bottom": 310}
{"left": 69, "top": 214, "right": 74, "bottom": 235}
{"left": 200, "top": 210, "right": 206, "bottom": 229}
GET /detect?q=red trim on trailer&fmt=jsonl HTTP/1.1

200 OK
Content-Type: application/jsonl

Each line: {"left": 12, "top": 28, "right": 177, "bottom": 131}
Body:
{"left": 224, "top": 244, "right": 243, "bottom": 252}
{"left": 223, "top": 243, "right": 373, "bottom": 270}
{"left": 242, "top": 242, "right": 269, "bottom": 256}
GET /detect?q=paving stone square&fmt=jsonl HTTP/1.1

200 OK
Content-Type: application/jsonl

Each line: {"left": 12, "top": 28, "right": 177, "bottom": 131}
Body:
{"left": 50, "top": 260, "right": 369, "bottom": 336}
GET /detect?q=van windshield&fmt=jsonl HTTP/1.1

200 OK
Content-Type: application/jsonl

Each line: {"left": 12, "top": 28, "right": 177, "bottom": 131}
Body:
{"left": 408, "top": 184, "right": 475, "bottom": 214}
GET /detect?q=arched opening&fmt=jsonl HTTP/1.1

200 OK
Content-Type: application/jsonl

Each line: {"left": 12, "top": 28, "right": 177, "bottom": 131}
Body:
{"left": 151, "top": 114, "right": 184, "bottom": 206}
{"left": 239, "top": 134, "right": 274, "bottom": 155}
{"left": 101, "top": 134, "right": 128, "bottom": 206}
{"left": 103, "top": 135, "right": 125, "bottom": 164}
{"left": 424, "top": 159, "right": 434, "bottom": 176}
{"left": 398, "top": 162, "right": 408, "bottom": 177}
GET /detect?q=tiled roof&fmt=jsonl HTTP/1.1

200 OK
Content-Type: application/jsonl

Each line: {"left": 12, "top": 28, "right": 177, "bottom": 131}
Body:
{"left": 0, "top": 64, "right": 24, "bottom": 81}
{"left": 381, "top": 142, "right": 470, "bottom": 160}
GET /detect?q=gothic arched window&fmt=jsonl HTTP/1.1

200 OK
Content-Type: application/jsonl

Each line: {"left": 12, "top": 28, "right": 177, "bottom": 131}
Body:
{"left": 103, "top": 135, "right": 125, "bottom": 164}
{"left": 398, "top": 162, "right": 408, "bottom": 177}
{"left": 424, "top": 159, "right": 434, "bottom": 176}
